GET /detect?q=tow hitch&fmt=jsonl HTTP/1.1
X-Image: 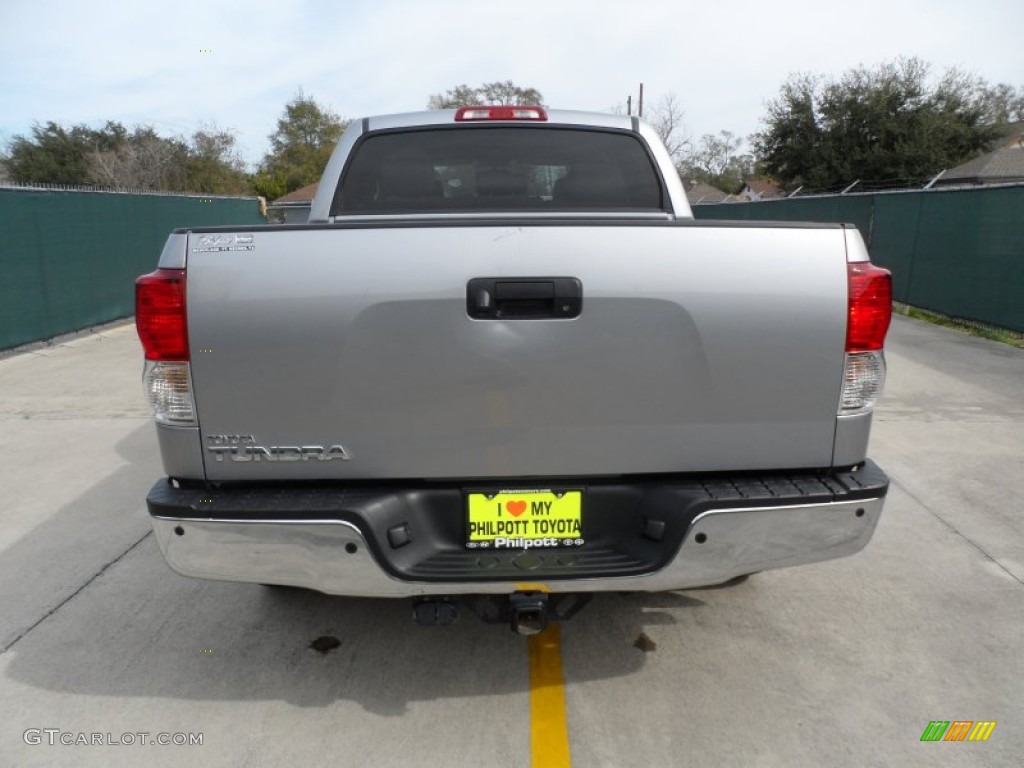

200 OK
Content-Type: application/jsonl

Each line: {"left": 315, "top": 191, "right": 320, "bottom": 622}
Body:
{"left": 508, "top": 593, "right": 549, "bottom": 635}
{"left": 413, "top": 593, "right": 591, "bottom": 635}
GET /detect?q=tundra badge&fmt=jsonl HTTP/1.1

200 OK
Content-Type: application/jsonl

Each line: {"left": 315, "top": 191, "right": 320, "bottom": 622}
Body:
{"left": 205, "top": 434, "right": 351, "bottom": 462}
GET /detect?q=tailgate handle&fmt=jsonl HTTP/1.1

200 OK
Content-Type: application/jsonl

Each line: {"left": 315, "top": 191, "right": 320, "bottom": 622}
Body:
{"left": 467, "top": 277, "right": 582, "bottom": 319}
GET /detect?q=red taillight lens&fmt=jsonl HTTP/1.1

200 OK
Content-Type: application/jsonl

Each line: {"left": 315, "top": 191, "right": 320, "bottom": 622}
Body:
{"left": 454, "top": 106, "right": 547, "bottom": 121}
{"left": 136, "top": 269, "right": 189, "bottom": 361}
{"left": 847, "top": 262, "right": 892, "bottom": 352}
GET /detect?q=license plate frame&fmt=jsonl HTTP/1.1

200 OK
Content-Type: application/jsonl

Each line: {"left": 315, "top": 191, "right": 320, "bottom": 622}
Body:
{"left": 466, "top": 489, "right": 584, "bottom": 550}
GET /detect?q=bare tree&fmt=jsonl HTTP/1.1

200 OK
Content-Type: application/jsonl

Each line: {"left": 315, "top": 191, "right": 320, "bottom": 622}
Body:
{"left": 678, "top": 130, "right": 753, "bottom": 193}
{"left": 428, "top": 85, "right": 483, "bottom": 109}
{"left": 645, "top": 94, "right": 690, "bottom": 161}
{"left": 89, "top": 124, "right": 247, "bottom": 193}
{"left": 688, "top": 131, "right": 743, "bottom": 178}
{"left": 428, "top": 81, "right": 544, "bottom": 109}
{"left": 89, "top": 128, "right": 187, "bottom": 190}
{"left": 478, "top": 81, "right": 544, "bottom": 106}
{"left": 979, "top": 82, "right": 1024, "bottom": 124}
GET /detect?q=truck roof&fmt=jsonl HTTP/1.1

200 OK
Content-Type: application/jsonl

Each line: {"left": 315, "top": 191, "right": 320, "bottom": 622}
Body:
{"left": 363, "top": 108, "right": 635, "bottom": 132}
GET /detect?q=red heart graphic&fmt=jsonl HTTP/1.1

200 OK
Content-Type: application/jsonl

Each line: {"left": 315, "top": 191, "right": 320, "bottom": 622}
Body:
{"left": 506, "top": 500, "right": 527, "bottom": 517}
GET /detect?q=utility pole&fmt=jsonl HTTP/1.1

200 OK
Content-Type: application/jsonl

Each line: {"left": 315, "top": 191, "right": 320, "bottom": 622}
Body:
{"left": 626, "top": 95, "right": 632, "bottom": 115}
{"left": 638, "top": 83, "right": 644, "bottom": 118}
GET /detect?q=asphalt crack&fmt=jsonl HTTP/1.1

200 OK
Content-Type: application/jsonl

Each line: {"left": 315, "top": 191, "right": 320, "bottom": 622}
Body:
{"left": 0, "top": 530, "right": 153, "bottom": 654}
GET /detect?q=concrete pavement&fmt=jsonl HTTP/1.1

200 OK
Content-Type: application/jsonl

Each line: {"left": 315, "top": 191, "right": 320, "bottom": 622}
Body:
{"left": 0, "top": 315, "right": 1021, "bottom": 767}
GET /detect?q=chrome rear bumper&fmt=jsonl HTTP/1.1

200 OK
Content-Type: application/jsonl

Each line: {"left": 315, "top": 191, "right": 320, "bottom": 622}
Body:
{"left": 151, "top": 496, "right": 884, "bottom": 596}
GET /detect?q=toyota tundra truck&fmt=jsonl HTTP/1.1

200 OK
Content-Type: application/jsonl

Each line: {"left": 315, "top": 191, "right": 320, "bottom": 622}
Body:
{"left": 136, "top": 106, "right": 892, "bottom": 634}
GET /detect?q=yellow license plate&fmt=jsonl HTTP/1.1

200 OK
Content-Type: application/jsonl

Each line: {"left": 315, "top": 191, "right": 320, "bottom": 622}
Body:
{"left": 466, "top": 490, "right": 583, "bottom": 550}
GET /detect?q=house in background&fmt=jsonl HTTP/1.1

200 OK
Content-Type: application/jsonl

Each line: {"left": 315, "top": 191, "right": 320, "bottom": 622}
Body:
{"left": 268, "top": 182, "right": 318, "bottom": 223}
{"left": 738, "top": 179, "right": 784, "bottom": 201}
{"left": 934, "top": 123, "right": 1024, "bottom": 187}
{"left": 680, "top": 177, "right": 728, "bottom": 204}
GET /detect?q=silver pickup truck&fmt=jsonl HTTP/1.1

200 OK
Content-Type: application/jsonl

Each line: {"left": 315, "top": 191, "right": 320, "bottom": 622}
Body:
{"left": 137, "top": 106, "right": 892, "bottom": 633}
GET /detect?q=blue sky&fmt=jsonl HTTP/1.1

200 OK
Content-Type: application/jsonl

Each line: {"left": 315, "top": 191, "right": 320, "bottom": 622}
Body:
{"left": 1, "top": 0, "right": 1021, "bottom": 169}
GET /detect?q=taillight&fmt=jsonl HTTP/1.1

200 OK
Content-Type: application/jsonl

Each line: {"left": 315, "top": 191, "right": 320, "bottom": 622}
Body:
{"left": 136, "top": 269, "right": 189, "bottom": 361}
{"left": 846, "top": 262, "right": 892, "bottom": 352}
{"left": 136, "top": 268, "right": 195, "bottom": 425}
{"left": 840, "top": 261, "right": 892, "bottom": 414}
{"left": 454, "top": 106, "right": 547, "bottom": 122}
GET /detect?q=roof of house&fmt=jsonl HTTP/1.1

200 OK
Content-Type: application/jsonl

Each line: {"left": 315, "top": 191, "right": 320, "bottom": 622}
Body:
{"left": 272, "top": 182, "right": 319, "bottom": 204}
{"left": 940, "top": 145, "right": 1024, "bottom": 183}
{"left": 993, "top": 121, "right": 1024, "bottom": 149}
{"left": 742, "top": 179, "right": 784, "bottom": 198}
{"left": 680, "top": 177, "right": 728, "bottom": 204}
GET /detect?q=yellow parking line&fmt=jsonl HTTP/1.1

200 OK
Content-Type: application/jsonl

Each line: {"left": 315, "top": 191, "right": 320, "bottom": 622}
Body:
{"left": 529, "top": 623, "right": 571, "bottom": 767}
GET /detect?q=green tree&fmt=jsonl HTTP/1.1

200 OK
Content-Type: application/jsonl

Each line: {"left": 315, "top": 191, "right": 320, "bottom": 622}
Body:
{"left": 184, "top": 126, "right": 248, "bottom": 194}
{"left": 427, "top": 81, "right": 545, "bottom": 109}
{"left": 3, "top": 121, "right": 116, "bottom": 184}
{"left": 252, "top": 90, "right": 349, "bottom": 200}
{"left": 753, "top": 58, "right": 1004, "bottom": 190}
{"left": 4, "top": 120, "right": 248, "bottom": 193}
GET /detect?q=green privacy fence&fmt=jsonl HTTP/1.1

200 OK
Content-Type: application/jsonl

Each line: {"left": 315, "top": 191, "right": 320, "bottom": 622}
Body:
{"left": 692, "top": 185, "right": 1024, "bottom": 333}
{"left": 0, "top": 187, "right": 264, "bottom": 351}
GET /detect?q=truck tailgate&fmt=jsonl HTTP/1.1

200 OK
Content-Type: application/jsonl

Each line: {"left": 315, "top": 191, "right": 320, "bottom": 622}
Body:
{"left": 186, "top": 222, "right": 848, "bottom": 480}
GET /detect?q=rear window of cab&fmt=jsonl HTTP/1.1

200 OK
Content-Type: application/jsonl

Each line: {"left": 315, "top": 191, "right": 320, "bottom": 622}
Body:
{"left": 331, "top": 127, "right": 665, "bottom": 215}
